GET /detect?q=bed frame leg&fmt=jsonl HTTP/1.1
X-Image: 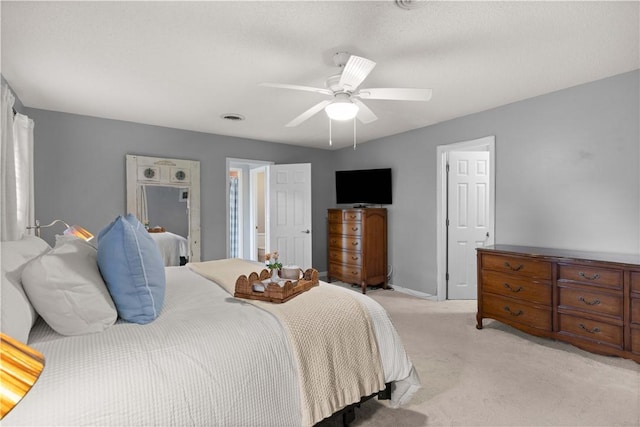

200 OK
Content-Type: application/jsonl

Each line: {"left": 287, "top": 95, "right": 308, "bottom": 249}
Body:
{"left": 342, "top": 405, "right": 356, "bottom": 426}
{"left": 378, "top": 382, "right": 392, "bottom": 400}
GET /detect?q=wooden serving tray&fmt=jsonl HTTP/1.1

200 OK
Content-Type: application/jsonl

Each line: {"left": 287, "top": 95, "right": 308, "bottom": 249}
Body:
{"left": 234, "top": 268, "right": 319, "bottom": 303}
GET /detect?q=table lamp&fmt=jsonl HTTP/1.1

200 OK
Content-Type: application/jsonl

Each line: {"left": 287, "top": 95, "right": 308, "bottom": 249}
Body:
{"left": 0, "top": 333, "right": 45, "bottom": 419}
{"left": 26, "top": 219, "right": 93, "bottom": 242}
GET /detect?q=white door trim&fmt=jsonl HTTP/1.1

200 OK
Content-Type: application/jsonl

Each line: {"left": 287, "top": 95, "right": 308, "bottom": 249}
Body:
{"left": 436, "top": 136, "right": 495, "bottom": 301}
{"left": 226, "top": 158, "right": 273, "bottom": 259}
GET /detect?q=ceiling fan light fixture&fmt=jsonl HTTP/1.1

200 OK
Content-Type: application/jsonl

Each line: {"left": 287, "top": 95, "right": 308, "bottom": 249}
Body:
{"left": 325, "top": 99, "right": 359, "bottom": 121}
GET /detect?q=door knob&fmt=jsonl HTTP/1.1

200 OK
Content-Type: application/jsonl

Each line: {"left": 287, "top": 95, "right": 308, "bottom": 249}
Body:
{"left": 301, "top": 229, "right": 311, "bottom": 234}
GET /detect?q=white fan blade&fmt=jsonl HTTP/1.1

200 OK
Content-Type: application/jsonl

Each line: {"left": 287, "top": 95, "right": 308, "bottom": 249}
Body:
{"left": 352, "top": 99, "right": 378, "bottom": 124}
{"left": 285, "top": 100, "right": 333, "bottom": 127}
{"left": 338, "top": 55, "right": 376, "bottom": 91}
{"left": 356, "top": 88, "right": 433, "bottom": 101}
{"left": 260, "top": 82, "right": 332, "bottom": 96}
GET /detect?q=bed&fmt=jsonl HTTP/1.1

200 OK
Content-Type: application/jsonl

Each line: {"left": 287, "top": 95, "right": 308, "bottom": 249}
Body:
{"left": 1, "top": 225, "right": 420, "bottom": 426}
{"left": 148, "top": 230, "right": 189, "bottom": 266}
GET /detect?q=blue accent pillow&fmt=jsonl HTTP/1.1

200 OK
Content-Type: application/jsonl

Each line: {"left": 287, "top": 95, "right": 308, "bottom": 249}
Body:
{"left": 97, "top": 214, "right": 165, "bottom": 324}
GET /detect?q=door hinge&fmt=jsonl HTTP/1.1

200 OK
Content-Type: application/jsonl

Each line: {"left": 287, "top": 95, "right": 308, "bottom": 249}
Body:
{"left": 446, "top": 272, "right": 449, "bottom": 281}
{"left": 446, "top": 218, "right": 449, "bottom": 227}
{"left": 446, "top": 163, "right": 450, "bottom": 173}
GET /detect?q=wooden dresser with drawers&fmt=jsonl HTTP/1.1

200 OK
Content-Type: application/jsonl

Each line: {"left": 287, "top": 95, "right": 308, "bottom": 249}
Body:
{"left": 476, "top": 245, "right": 640, "bottom": 362}
{"left": 327, "top": 208, "right": 387, "bottom": 294}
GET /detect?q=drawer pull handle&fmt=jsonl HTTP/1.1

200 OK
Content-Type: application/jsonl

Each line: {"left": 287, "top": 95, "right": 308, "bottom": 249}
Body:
{"left": 503, "top": 283, "right": 523, "bottom": 293}
{"left": 351, "top": 227, "right": 359, "bottom": 231}
{"left": 578, "top": 323, "right": 601, "bottom": 334}
{"left": 578, "top": 296, "right": 601, "bottom": 306}
{"left": 503, "top": 262, "right": 524, "bottom": 272}
{"left": 352, "top": 241, "right": 359, "bottom": 246}
{"left": 578, "top": 271, "right": 600, "bottom": 281}
{"left": 503, "top": 306, "right": 523, "bottom": 316}
{"left": 351, "top": 256, "right": 359, "bottom": 260}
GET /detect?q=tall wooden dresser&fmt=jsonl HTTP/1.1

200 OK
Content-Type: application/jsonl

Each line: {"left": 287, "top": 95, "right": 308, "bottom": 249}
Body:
{"left": 477, "top": 245, "right": 640, "bottom": 362}
{"left": 327, "top": 208, "right": 387, "bottom": 294}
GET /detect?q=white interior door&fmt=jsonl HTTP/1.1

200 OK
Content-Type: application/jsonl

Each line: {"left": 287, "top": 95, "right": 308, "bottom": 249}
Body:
{"left": 267, "top": 163, "right": 312, "bottom": 269}
{"left": 447, "top": 151, "right": 492, "bottom": 299}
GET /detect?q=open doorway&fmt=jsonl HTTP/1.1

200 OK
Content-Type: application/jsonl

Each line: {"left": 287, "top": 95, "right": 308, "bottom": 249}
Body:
{"left": 226, "top": 159, "right": 313, "bottom": 269}
{"left": 250, "top": 166, "right": 266, "bottom": 262}
{"left": 436, "top": 136, "right": 495, "bottom": 300}
{"left": 226, "top": 158, "right": 272, "bottom": 261}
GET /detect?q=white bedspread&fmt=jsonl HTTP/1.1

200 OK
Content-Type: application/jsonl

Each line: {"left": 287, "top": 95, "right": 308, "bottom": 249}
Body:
{"left": 189, "top": 258, "right": 385, "bottom": 426}
{"left": 149, "top": 231, "right": 188, "bottom": 266}
{"left": 5, "top": 266, "right": 420, "bottom": 426}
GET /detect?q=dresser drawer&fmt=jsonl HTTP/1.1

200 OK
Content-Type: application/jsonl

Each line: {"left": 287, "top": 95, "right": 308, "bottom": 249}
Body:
{"left": 558, "top": 265, "right": 622, "bottom": 290}
{"left": 328, "top": 235, "right": 362, "bottom": 251}
{"left": 632, "top": 299, "right": 640, "bottom": 325}
{"left": 558, "top": 314, "right": 623, "bottom": 348}
{"left": 328, "top": 222, "right": 363, "bottom": 237}
{"left": 481, "top": 254, "right": 551, "bottom": 279}
{"left": 481, "top": 270, "right": 551, "bottom": 305}
{"left": 328, "top": 249, "right": 362, "bottom": 266}
{"left": 632, "top": 272, "right": 640, "bottom": 294}
{"left": 329, "top": 262, "right": 362, "bottom": 284}
{"left": 482, "top": 294, "right": 551, "bottom": 331}
{"left": 558, "top": 286, "right": 623, "bottom": 319}
{"left": 328, "top": 210, "right": 343, "bottom": 222}
{"left": 342, "top": 210, "right": 362, "bottom": 222}
{"left": 632, "top": 328, "right": 640, "bottom": 354}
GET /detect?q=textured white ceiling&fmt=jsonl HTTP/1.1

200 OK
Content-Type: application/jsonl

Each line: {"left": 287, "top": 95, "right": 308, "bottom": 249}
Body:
{"left": 2, "top": 1, "right": 639, "bottom": 150}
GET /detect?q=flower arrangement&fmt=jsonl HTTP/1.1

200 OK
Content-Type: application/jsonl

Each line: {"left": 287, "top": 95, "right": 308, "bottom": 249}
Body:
{"left": 264, "top": 251, "right": 282, "bottom": 271}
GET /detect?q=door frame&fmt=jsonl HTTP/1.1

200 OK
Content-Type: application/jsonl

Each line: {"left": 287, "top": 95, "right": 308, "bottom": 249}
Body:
{"left": 436, "top": 135, "right": 495, "bottom": 301}
{"left": 249, "top": 165, "right": 267, "bottom": 262}
{"left": 226, "top": 158, "right": 273, "bottom": 259}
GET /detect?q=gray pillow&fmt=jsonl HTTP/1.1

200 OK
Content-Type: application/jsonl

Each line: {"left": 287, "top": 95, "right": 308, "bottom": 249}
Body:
{"left": 22, "top": 236, "right": 117, "bottom": 336}
{"left": 0, "top": 236, "right": 51, "bottom": 343}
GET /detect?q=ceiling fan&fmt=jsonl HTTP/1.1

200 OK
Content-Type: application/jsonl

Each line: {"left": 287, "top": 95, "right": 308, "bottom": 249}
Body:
{"left": 260, "top": 52, "right": 433, "bottom": 127}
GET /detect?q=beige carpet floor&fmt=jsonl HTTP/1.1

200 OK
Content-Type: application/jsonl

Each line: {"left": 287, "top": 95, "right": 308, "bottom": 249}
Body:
{"left": 324, "top": 284, "right": 640, "bottom": 427}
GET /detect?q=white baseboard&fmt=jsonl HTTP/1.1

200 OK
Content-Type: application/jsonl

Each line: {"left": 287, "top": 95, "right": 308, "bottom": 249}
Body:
{"left": 390, "top": 283, "right": 438, "bottom": 301}
{"left": 320, "top": 271, "right": 438, "bottom": 300}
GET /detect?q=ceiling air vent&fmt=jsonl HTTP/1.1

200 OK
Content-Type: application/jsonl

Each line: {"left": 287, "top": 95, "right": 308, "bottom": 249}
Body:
{"left": 221, "top": 113, "right": 245, "bottom": 121}
{"left": 395, "top": 0, "right": 425, "bottom": 10}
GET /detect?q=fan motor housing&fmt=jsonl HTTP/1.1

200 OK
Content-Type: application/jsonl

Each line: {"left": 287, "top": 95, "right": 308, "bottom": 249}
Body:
{"left": 325, "top": 74, "right": 344, "bottom": 93}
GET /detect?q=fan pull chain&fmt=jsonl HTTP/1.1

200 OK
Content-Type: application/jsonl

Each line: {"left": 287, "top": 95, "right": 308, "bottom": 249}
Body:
{"left": 329, "top": 118, "right": 333, "bottom": 146}
{"left": 353, "top": 118, "right": 357, "bottom": 150}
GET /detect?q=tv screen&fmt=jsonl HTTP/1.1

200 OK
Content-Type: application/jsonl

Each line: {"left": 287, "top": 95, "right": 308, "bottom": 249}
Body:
{"left": 335, "top": 168, "right": 392, "bottom": 206}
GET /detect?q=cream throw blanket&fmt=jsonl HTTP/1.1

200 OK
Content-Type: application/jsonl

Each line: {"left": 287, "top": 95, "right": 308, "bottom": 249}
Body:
{"left": 189, "top": 259, "right": 385, "bottom": 426}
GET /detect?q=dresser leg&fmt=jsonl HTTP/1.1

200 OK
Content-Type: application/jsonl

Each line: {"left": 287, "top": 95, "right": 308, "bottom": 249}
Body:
{"left": 476, "top": 314, "right": 483, "bottom": 330}
{"left": 361, "top": 281, "right": 366, "bottom": 294}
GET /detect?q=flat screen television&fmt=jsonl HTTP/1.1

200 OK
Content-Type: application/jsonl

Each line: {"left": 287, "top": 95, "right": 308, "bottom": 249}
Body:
{"left": 335, "top": 168, "right": 392, "bottom": 206}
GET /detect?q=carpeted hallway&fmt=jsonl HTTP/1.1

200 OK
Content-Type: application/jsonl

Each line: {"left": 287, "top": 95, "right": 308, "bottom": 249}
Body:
{"left": 327, "top": 285, "right": 640, "bottom": 427}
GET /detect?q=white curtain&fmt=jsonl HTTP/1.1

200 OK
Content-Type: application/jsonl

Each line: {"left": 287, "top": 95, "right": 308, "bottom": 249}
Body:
{"left": 136, "top": 185, "right": 149, "bottom": 225}
{"left": 1, "top": 84, "right": 35, "bottom": 241}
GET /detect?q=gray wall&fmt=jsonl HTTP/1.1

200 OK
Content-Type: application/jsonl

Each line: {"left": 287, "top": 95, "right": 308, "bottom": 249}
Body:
{"left": 331, "top": 70, "right": 639, "bottom": 295}
{"left": 22, "top": 70, "right": 640, "bottom": 297}
{"left": 24, "top": 110, "right": 335, "bottom": 264}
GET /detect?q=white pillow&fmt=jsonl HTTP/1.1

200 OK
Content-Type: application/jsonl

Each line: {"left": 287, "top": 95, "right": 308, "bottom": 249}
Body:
{"left": 22, "top": 235, "right": 117, "bottom": 336}
{"left": 1, "top": 235, "right": 51, "bottom": 343}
